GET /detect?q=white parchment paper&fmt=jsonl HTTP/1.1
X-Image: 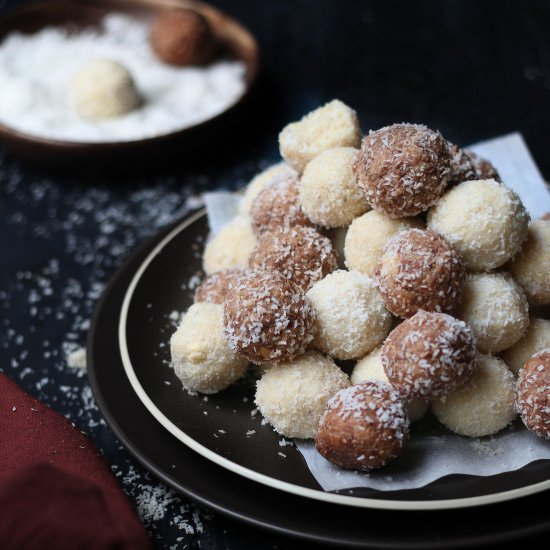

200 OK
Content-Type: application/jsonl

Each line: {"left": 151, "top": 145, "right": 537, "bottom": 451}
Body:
{"left": 206, "top": 132, "right": 550, "bottom": 492}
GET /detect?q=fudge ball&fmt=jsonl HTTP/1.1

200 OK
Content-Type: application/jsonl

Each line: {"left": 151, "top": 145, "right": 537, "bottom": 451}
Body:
{"left": 315, "top": 382, "right": 409, "bottom": 471}
{"left": 428, "top": 179, "right": 530, "bottom": 271}
{"left": 223, "top": 270, "right": 315, "bottom": 364}
{"left": 516, "top": 349, "right": 550, "bottom": 439}
{"left": 507, "top": 220, "right": 550, "bottom": 306}
{"left": 299, "top": 147, "right": 369, "bottom": 228}
{"left": 457, "top": 273, "right": 529, "bottom": 354}
{"left": 307, "top": 270, "right": 392, "bottom": 360}
{"left": 353, "top": 124, "right": 451, "bottom": 218}
{"left": 501, "top": 318, "right": 550, "bottom": 376}
{"left": 352, "top": 347, "right": 429, "bottom": 423}
{"left": 170, "top": 302, "right": 248, "bottom": 394}
{"left": 249, "top": 226, "right": 338, "bottom": 291}
{"left": 71, "top": 59, "right": 141, "bottom": 121}
{"left": 149, "top": 8, "right": 217, "bottom": 66}
{"left": 194, "top": 268, "right": 247, "bottom": 304}
{"left": 239, "top": 162, "right": 296, "bottom": 216}
{"left": 375, "top": 228, "right": 465, "bottom": 318}
{"left": 279, "top": 100, "right": 361, "bottom": 173}
{"left": 432, "top": 355, "right": 516, "bottom": 437}
{"left": 448, "top": 144, "right": 500, "bottom": 186}
{"left": 255, "top": 351, "right": 349, "bottom": 438}
{"left": 250, "top": 175, "right": 312, "bottom": 235}
{"left": 344, "top": 210, "right": 424, "bottom": 276}
{"left": 382, "top": 311, "right": 476, "bottom": 400}
{"left": 203, "top": 216, "right": 256, "bottom": 274}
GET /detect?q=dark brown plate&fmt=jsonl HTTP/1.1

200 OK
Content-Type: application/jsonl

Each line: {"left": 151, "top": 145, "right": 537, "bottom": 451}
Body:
{"left": 114, "top": 209, "right": 550, "bottom": 511}
{"left": 0, "top": 0, "right": 259, "bottom": 167}
{"left": 88, "top": 210, "right": 550, "bottom": 547}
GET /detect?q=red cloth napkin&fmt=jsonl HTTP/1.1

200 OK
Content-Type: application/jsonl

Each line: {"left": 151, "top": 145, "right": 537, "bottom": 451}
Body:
{"left": 0, "top": 373, "right": 151, "bottom": 550}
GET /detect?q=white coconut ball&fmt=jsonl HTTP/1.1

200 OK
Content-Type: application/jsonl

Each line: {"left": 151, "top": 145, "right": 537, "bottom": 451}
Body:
{"left": 71, "top": 59, "right": 141, "bottom": 121}
{"left": 278, "top": 100, "right": 361, "bottom": 173}
{"left": 203, "top": 216, "right": 256, "bottom": 274}
{"left": 255, "top": 351, "right": 350, "bottom": 438}
{"left": 457, "top": 272, "right": 529, "bottom": 353}
{"left": 344, "top": 210, "right": 424, "bottom": 276}
{"left": 507, "top": 219, "right": 550, "bottom": 306}
{"left": 299, "top": 147, "right": 369, "bottom": 227}
{"left": 170, "top": 302, "right": 248, "bottom": 394}
{"left": 351, "top": 347, "right": 429, "bottom": 422}
{"left": 432, "top": 355, "right": 516, "bottom": 437}
{"left": 427, "top": 179, "right": 529, "bottom": 271}
{"left": 239, "top": 162, "right": 297, "bottom": 216}
{"left": 306, "top": 270, "right": 392, "bottom": 360}
{"left": 501, "top": 317, "right": 550, "bottom": 376}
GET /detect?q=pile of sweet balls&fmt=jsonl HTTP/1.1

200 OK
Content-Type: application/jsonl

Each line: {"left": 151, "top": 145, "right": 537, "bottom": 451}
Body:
{"left": 170, "top": 100, "right": 550, "bottom": 472}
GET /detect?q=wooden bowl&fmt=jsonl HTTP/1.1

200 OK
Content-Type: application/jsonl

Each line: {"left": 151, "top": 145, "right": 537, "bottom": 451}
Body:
{"left": 0, "top": 0, "right": 259, "bottom": 169}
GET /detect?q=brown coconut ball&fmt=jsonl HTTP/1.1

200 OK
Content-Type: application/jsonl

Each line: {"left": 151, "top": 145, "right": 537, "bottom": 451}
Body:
{"left": 250, "top": 174, "right": 313, "bottom": 235}
{"left": 223, "top": 270, "right": 315, "bottom": 364}
{"left": 315, "top": 381, "right": 409, "bottom": 471}
{"left": 507, "top": 219, "right": 550, "bottom": 307}
{"left": 448, "top": 144, "right": 500, "bottom": 186}
{"left": 516, "top": 349, "right": 550, "bottom": 439}
{"left": 194, "top": 268, "right": 248, "bottom": 304}
{"left": 374, "top": 228, "right": 465, "bottom": 319}
{"left": 382, "top": 311, "right": 477, "bottom": 400}
{"left": 249, "top": 226, "right": 338, "bottom": 291}
{"left": 149, "top": 8, "right": 217, "bottom": 66}
{"left": 353, "top": 124, "right": 451, "bottom": 218}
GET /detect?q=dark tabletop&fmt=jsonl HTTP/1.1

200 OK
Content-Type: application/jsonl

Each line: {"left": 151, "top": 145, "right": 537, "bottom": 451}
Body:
{"left": 1, "top": 0, "right": 549, "bottom": 548}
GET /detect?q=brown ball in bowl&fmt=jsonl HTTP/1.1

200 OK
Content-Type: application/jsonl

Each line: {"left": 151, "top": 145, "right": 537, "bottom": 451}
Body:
{"left": 194, "top": 268, "right": 248, "bottom": 304}
{"left": 149, "top": 8, "right": 218, "bottom": 66}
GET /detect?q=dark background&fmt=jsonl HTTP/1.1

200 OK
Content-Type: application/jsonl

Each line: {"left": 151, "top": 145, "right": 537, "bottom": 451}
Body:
{"left": 1, "top": 0, "right": 549, "bottom": 548}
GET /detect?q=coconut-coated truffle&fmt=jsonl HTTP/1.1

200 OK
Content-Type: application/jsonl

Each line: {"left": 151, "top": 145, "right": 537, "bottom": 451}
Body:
{"left": 427, "top": 179, "right": 530, "bottom": 271}
{"left": 507, "top": 220, "right": 550, "bottom": 307}
{"left": 457, "top": 273, "right": 529, "bottom": 354}
{"left": 70, "top": 59, "right": 141, "bottom": 121}
{"left": 299, "top": 147, "right": 369, "bottom": 228}
{"left": 448, "top": 144, "right": 500, "bottom": 186}
{"left": 279, "top": 100, "right": 361, "bottom": 173}
{"left": 352, "top": 347, "right": 429, "bottom": 423}
{"left": 501, "top": 318, "right": 550, "bottom": 376}
{"left": 255, "top": 351, "right": 349, "bottom": 439}
{"left": 315, "top": 381, "right": 409, "bottom": 471}
{"left": 353, "top": 124, "right": 451, "bottom": 218}
{"left": 239, "top": 162, "right": 297, "bottom": 216}
{"left": 344, "top": 210, "right": 424, "bottom": 276}
{"left": 432, "top": 355, "right": 516, "bottom": 437}
{"left": 374, "top": 228, "right": 465, "bottom": 318}
{"left": 149, "top": 8, "right": 217, "bottom": 66}
{"left": 307, "top": 270, "right": 392, "bottom": 360}
{"left": 170, "top": 303, "right": 248, "bottom": 394}
{"left": 250, "top": 175, "right": 312, "bottom": 235}
{"left": 223, "top": 270, "right": 315, "bottom": 364}
{"left": 382, "top": 311, "right": 476, "bottom": 400}
{"left": 516, "top": 349, "right": 550, "bottom": 439}
{"left": 202, "top": 216, "right": 256, "bottom": 274}
{"left": 194, "top": 268, "right": 247, "bottom": 304}
{"left": 249, "top": 226, "right": 338, "bottom": 291}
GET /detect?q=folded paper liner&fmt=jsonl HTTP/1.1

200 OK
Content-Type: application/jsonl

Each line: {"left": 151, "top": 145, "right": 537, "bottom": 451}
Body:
{"left": 204, "top": 133, "right": 550, "bottom": 492}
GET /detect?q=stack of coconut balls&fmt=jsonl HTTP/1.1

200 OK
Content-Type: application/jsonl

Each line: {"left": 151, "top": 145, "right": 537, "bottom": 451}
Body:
{"left": 171, "top": 100, "right": 550, "bottom": 472}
